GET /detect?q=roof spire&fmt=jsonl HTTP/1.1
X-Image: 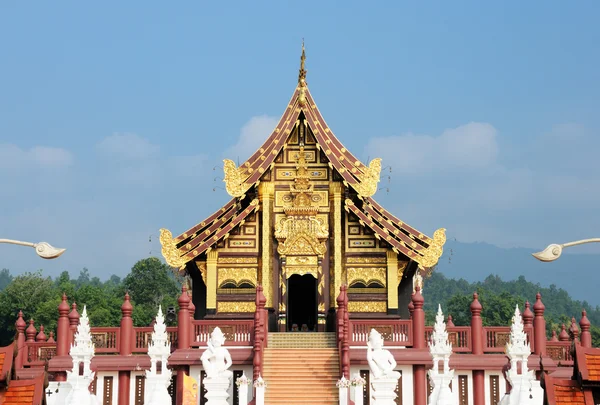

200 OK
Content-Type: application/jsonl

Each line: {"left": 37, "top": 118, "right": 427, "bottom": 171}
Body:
{"left": 298, "top": 39, "right": 307, "bottom": 85}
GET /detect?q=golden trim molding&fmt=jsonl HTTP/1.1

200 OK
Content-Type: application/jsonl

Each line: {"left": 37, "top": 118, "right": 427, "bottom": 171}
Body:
{"left": 217, "top": 301, "right": 256, "bottom": 313}
{"left": 348, "top": 301, "right": 387, "bottom": 313}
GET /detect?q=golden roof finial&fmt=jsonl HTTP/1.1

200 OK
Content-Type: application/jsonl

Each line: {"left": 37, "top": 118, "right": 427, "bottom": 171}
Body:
{"left": 298, "top": 39, "right": 307, "bottom": 85}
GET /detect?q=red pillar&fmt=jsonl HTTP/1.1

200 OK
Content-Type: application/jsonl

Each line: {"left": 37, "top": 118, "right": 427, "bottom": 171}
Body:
{"left": 341, "top": 285, "right": 350, "bottom": 379}
{"left": 470, "top": 292, "right": 485, "bottom": 405}
{"left": 533, "top": 293, "right": 547, "bottom": 356}
{"left": 176, "top": 287, "right": 191, "bottom": 405}
{"left": 336, "top": 286, "right": 346, "bottom": 377}
{"left": 55, "top": 293, "right": 70, "bottom": 382}
{"left": 412, "top": 286, "right": 426, "bottom": 405}
{"left": 68, "top": 302, "right": 80, "bottom": 347}
{"left": 118, "top": 293, "right": 134, "bottom": 405}
{"left": 580, "top": 310, "right": 592, "bottom": 348}
{"left": 14, "top": 311, "right": 26, "bottom": 369}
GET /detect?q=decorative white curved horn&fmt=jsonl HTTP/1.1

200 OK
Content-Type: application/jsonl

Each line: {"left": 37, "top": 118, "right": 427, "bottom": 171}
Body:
{"left": 532, "top": 238, "right": 600, "bottom": 262}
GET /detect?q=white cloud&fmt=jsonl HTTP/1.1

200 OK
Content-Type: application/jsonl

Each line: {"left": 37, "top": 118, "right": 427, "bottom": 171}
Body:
{"left": 0, "top": 144, "right": 73, "bottom": 169}
{"left": 365, "top": 122, "right": 498, "bottom": 174}
{"left": 96, "top": 133, "right": 160, "bottom": 160}
{"left": 224, "top": 115, "right": 279, "bottom": 162}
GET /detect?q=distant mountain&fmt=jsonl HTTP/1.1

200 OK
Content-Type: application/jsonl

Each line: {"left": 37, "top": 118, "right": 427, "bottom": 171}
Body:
{"left": 435, "top": 240, "right": 600, "bottom": 307}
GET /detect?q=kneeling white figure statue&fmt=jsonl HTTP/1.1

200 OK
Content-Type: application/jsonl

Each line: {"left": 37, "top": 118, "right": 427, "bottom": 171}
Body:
{"left": 201, "top": 327, "right": 233, "bottom": 405}
{"left": 367, "top": 329, "right": 400, "bottom": 405}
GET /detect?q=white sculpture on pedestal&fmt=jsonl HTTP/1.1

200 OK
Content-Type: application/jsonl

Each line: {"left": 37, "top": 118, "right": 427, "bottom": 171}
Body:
{"left": 428, "top": 305, "right": 456, "bottom": 405}
{"left": 65, "top": 306, "right": 99, "bottom": 405}
{"left": 367, "top": 329, "right": 400, "bottom": 405}
{"left": 145, "top": 306, "right": 173, "bottom": 405}
{"left": 201, "top": 327, "right": 233, "bottom": 405}
{"left": 499, "top": 305, "right": 543, "bottom": 405}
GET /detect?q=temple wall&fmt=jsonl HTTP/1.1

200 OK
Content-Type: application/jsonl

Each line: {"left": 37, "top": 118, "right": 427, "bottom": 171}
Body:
{"left": 484, "top": 370, "right": 507, "bottom": 405}
{"left": 96, "top": 371, "right": 119, "bottom": 405}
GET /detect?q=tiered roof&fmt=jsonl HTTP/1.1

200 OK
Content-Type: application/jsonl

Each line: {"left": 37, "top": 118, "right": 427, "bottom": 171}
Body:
{"left": 160, "top": 44, "right": 445, "bottom": 269}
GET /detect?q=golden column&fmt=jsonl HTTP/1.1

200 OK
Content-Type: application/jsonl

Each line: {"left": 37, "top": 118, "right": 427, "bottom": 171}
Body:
{"left": 206, "top": 250, "right": 219, "bottom": 310}
{"left": 259, "top": 181, "right": 274, "bottom": 308}
{"left": 330, "top": 182, "right": 343, "bottom": 307}
{"left": 386, "top": 250, "right": 398, "bottom": 312}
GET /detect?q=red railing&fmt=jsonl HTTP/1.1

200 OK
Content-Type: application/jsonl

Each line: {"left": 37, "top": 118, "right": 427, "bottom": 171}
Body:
{"left": 192, "top": 320, "right": 254, "bottom": 347}
{"left": 24, "top": 342, "right": 56, "bottom": 367}
{"left": 425, "top": 326, "right": 472, "bottom": 352}
{"left": 547, "top": 341, "right": 574, "bottom": 366}
{"left": 482, "top": 326, "right": 534, "bottom": 353}
{"left": 351, "top": 320, "right": 413, "bottom": 346}
{"left": 90, "top": 327, "right": 120, "bottom": 353}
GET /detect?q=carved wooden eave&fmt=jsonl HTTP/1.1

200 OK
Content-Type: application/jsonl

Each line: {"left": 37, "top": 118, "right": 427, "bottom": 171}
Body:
{"left": 160, "top": 199, "right": 260, "bottom": 268}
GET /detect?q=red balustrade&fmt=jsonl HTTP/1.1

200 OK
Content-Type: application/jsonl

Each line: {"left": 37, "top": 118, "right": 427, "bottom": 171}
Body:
{"left": 351, "top": 320, "right": 413, "bottom": 346}
{"left": 192, "top": 320, "right": 254, "bottom": 347}
{"left": 482, "top": 326, "right": 534, "bottom": 353}
{"left": 546, "top": 341, "right": 574, "bottom": 366}
{"left": 24, "top": 342, "right": 56, "bottom": 367}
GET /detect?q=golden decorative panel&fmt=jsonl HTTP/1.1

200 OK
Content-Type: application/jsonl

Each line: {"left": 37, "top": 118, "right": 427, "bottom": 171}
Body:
{"left": 347, "top": 267, "right": 387, "bottom": 287}
{"left": 218, "top": 267, "right": 258, "bottom": 287}
{"left": 228, "top": 239, "right": 256, "bottom": 248}
{"left": 348, "top": 226, "right": 361, "bottom": 235}
{"left": 244, "top": 226, "right": 256, "bottom": 235}
{"left": 218, "top": 257, "right": 258, "bottom": 264}
{"left": 349, "top": 239, "right": 375, "bottom": 248}
{"left": 217, "top": 301, "right": 256, "bottom": 313}
{"left": 286, "top": 149, "right": 316, "bottom": 163}
{"left": 259, "top": 181, "right": 274, "bottom": 308}
{"left": 347, "top": 257, "right": 386, "bottom": 264}
{"left": 286, "top": 256, "right": 318, "bottom": 266}
{"left": 348, "top": 301, "right": 387, "bottom": 313}
{"left": 275, "top": 190, "right": 329, "bottom": 208}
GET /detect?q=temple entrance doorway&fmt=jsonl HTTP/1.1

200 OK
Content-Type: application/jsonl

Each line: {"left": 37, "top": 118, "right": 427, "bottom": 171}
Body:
{"left": 287, "top": 274, "right": 317, "bottom": 332}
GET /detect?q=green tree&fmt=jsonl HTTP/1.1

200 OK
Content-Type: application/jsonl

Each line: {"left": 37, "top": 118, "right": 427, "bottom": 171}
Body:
{"left": 123, "top": 257, "right": 181, "bottom": 326}
{"left": 0, "top": 271, "right": 57, "bottom": 345}
{"left": 0, "top": 269, "right": 13, "bottom": 291}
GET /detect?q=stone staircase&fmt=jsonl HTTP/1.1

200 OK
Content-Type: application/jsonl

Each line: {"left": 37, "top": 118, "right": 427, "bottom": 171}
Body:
{"left": 262, "top": 332, "right": 339, "bottom": 405}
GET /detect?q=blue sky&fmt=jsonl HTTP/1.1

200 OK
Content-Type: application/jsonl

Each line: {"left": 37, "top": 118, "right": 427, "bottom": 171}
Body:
{"left": 1, "top": 2, "right": 599, "bottom": 279}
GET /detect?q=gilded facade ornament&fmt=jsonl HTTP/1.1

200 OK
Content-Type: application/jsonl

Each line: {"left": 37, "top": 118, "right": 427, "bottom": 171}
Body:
{"left": 354, "top": 158, "right": 382, "bottom": 198}
{"left": 159, "top": 228, "right": 186, "bottom": 269}
{"left": 348, "top": 301, "right": 387, "bottom": 313}
{"left": 331, "top": 182, "right": 343, "bottom": 306}
{"left": 259, "top": 182, "right": 274, "bottom": 307}
{"left": 218, "top": 257, "right": 258, "bottom": 264}
{"left": 223, "top": 159, "right": 252, "bottom": 198}
{"left": 206, "top": 250, "right": 219, "bottom": 310}
{"left": 218, "top": 268, "right": 258, "bottom": 288}
{"left": 346, "top": 257, "right": 386, "bottom": 264}
{"left": 416, "top": 228, "right": 446, "bottom": 269}
{"left": 347, "top": 267, "right": 387, "bottom": 287}
{"left": 217, "top": 301, "right": 256, "bottom": 313}
{"left": 397, "top": 261, "right": 408, "bottom": 281}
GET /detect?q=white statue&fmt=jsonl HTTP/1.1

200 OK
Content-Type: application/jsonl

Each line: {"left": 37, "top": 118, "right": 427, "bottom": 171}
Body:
{"left": 145, "top": 306, "right": 173, "bottom": 405}
{"left": 65, "top": 306, "right": 100, "bottom": 405}
{"left": 499, "top": 305, "right": 543, "bottom": 405}
{"left": 201, "top": 327, "right": 233, "bottom": 405}
{"left": 367, "top": 329, "right": 400, "bottom": 405}
{"left": 367, "top": 329, "right": 400, "bottom": 380}
{"left": 428, "top": 305, "right": 456, "bottom": 405}
{"left": 413, "top": 272, "right": 424, "bottom": 294}
{"left": 201, "top": 327, "right": 233, "bottom": 379}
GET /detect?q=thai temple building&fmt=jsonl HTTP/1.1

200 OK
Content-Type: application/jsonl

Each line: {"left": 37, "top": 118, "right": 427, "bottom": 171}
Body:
{"left": 2, "top": 46, "right": 599, "bottom": 405}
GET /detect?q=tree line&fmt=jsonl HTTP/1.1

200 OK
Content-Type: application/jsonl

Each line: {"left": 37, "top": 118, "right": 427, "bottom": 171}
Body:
{"left": 0, "top": 259, "right": 598, "bottom": 346}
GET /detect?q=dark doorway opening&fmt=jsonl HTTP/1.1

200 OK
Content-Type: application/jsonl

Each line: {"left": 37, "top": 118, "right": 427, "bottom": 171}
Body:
{"left": 287, "top": 274, "right": 317, "bottom": 331}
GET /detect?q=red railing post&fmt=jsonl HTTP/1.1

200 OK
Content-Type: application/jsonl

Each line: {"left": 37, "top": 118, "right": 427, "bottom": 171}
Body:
{"left": 533, "top": 293, "right": 546, "bottom": 356}
{"left": 580, "top": 310, "right": 592, "bottom": 348}
{"left": 188, "top": 292, "right": 196, "bottom": 345}
{"left": 559, "top": 324, "right": 569, "bottom": 341}
{"left": 470, "top": 292, "right": 484, "bottom": 405}
{"left": 36, "top": 325, "right": 47, "bottom": 342}
{"left": 118, "top": 293, "right": 134, "bottom": 405}
{"left": 341, "top": 285, "right": 350, "bottom": 379}
{"left": 68, "top": 302, "right": 80, "bottom": 347}
{"left": 253, "top": 285, "right": 266, "bottom": 381}
{"left": 569, "top": 317, "right": 580, "bottom": 345}
{"left": 412, "top": 286, "right": 426, "bottom": 405}
{"left": 54, "top": 293, "right": 71, "bottom": 382}
{"left": 175, "top": 287, "right": 191, "bottom": 405}
{"left": 14, "top": 311, "right": 26, "bottom": 369}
